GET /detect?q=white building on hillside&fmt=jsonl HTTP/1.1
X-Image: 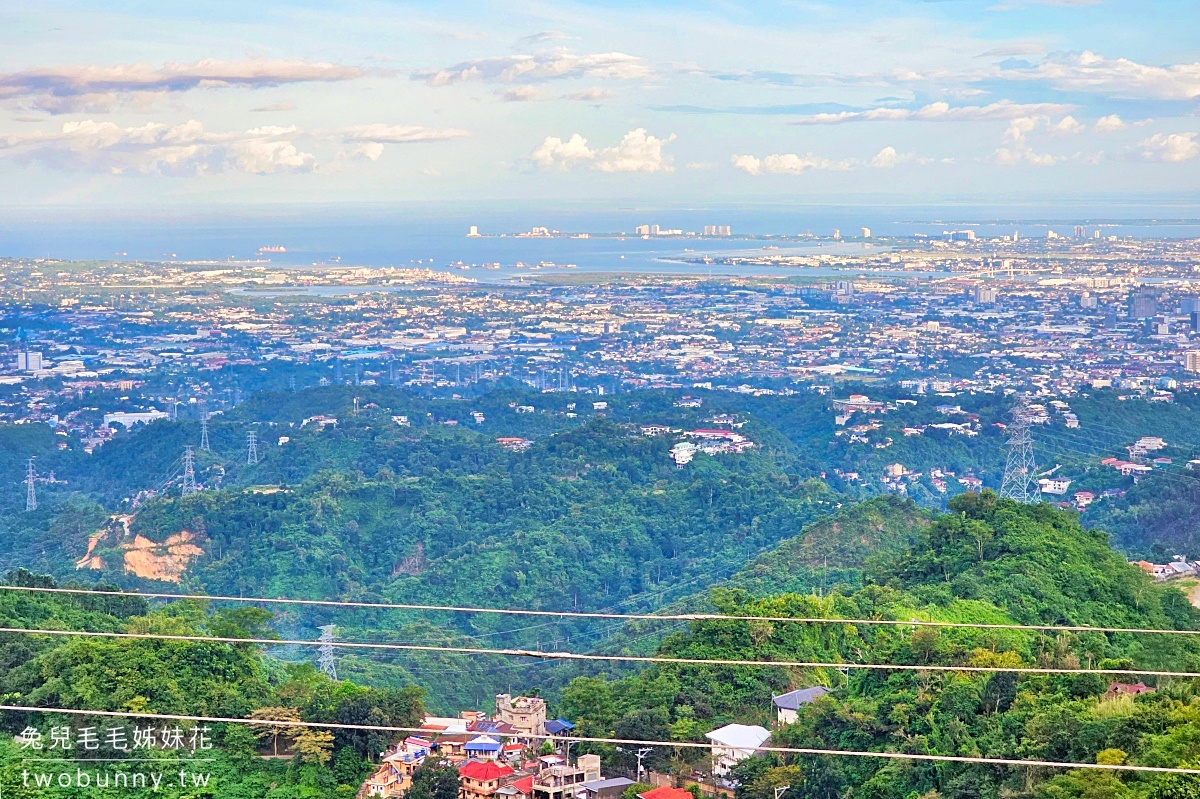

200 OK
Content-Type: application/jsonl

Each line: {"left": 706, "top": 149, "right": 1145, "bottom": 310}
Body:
{"left": 705, "top": 724, "right": 771, "bottom": 777}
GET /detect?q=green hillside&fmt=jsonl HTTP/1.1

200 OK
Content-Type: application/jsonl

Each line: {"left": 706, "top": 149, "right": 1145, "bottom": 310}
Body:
{"left": 0, "top": 570, "right": 422, "bottom": 798}
{"left": 558, "top": 494, "right": 1200, "bottom": 799}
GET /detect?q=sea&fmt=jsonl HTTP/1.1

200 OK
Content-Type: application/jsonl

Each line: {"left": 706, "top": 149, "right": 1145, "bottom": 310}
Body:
{"left": 3, "top": 205, "right": 1200, "bottom": 284}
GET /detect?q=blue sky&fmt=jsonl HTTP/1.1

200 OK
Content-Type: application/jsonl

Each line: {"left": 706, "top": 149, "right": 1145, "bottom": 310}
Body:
{"left": 1, "top": 0, "right": 1198, "bottom": 209}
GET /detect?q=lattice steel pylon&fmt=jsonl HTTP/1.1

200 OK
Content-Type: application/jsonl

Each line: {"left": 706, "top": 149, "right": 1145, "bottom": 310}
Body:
{"left": 181, "top": 446, "right": 198, "bottom": 496}
{"left": 999, "top": 403, "right": 1041, "bottom": 503}
{"left": 317, "top": 625, "right": 338, "bottom": 680}
{"left": 246, "top": 431, "right": 259, "bottom": 465}
{"left": 25, "top": 459, "right": 37, "bottom": 512}
{"left": 199, "top": 416, "right": 210, "bottom": 452}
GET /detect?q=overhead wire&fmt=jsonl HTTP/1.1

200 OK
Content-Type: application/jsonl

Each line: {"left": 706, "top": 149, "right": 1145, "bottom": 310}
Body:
{"left": 1, "top": 704, "right": 1197, "bottom": 776}
{"left": 3, "top": 584, "right": 1198, "bottom": 637}
{"left": 1, "top": 625, "right": 1199, "bottom": 677}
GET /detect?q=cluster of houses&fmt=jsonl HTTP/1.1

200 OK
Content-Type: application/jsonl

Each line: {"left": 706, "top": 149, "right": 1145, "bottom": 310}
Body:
{"left": 1099, "top": 437, "right": 1172, "bottom": 478}
{"left": 364, "top": 688, "right": 835, "bottom": 798}
{"left": 639, "top": 419, "right": 755, "bottom": 467}
{"left": 364, "top": 694, "right": 607, "bottom": 799}
{"left": 1131, "top": 556, "right": 1200, "bottom": 582}
{"left": 879, "top": 463, "right": 981, "bottom": 496}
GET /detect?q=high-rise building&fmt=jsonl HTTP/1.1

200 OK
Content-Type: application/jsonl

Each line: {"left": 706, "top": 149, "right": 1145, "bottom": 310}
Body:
{"left": 832, "top": 229, "right": 841, "bottom": 240}
{"left": 466, "top": 225, "right": 480, "bottom": 237}
{"left": 634, "top": 224, "right": 650, "bottom": 236}
{"left": 1182, "top": 297, "right": 1200, "bottom": 315}
{"left": 16, "top": 352, "right": 44, "bottom": 372}
{"left": 861, "top": 227, "right": 872, "bottom": 239}
{"left": 1130, "top": 290, "right": 1157, "bottom": 319}
{"left": 971, "top": 285, "right": 998, "bottom": 305}
{"left": 1080, "top": 292, "right": 1098, "bottom": 309}
{"left": 1074, "top": 225, "right": 1086, "bottom": 239}
{"left": 1192, "top": 312, "right": 1200, "bottom": 333}
{"left": 1186, "top": 351, "right": 1200, "bottom": 374}
{"left": 649, "top": 224, "right": 660, "bottom": 236}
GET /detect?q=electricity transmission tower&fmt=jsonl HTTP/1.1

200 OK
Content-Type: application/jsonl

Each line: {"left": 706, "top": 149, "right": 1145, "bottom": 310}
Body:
{"left": 25, "top": 459, "right": 37, "bottom": 512}
{"left": 181, "top": 446, "right": 198, "bottom": 496}
{"left": 317, "top": 625, "right": 338, "bottom": 679}
{"left": 1000, "top": 403, "right": 1040, "bottom": 503}
{"left": 199, "top": 416, "right": 210, "bottom": 452}
{"left": 246, "top": 431, "right": 259, "bottom": 465}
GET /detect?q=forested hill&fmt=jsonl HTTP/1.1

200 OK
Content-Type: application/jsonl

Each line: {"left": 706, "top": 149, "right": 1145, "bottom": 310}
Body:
{"left": 559, "top": 494, "right": 1200, "bottom": 799}
{"left": 9, "top": 383, "right": 1200, "bottom": 713}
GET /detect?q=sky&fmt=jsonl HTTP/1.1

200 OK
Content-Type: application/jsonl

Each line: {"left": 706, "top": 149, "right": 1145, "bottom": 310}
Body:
{"left": 1, "top": 0, "right": 1199, "bottom": 212}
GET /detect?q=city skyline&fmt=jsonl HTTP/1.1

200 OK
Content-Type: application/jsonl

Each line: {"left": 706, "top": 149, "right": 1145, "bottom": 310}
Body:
{"left": 1, "top": 0, "right": 1199, "bottom": 211}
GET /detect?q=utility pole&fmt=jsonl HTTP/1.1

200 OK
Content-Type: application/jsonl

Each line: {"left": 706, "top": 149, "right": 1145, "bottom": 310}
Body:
{"left": 634, "top": 747, "right": 652, "bottom": 783}
{"left": 317, "top": 625, "right": 338, "bottom": 680}
{"left": 246, "top": 431, "right": 259, "bottom": 465}
{"left": 1000, "top": 402, "right": 1040, "bottom": 503}
{"left": 24, "top": 459, "right": 37, "bottom": 512}
{"left": 181, "top": 446, "right": 198, "bottom": 496}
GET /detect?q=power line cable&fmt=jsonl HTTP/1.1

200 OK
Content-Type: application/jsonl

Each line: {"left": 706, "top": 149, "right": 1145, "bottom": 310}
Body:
{"left": 0, "top": 625, "right": 1197, "bottom": 677}
{"left": 2, "top": 585, "right": 1197, "bottom": 637}
{"left": 0, "top": 704, "right": 1196, "bottom": 776}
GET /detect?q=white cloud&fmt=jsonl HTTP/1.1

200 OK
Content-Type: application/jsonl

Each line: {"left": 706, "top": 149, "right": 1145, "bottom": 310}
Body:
{"left": 563, "top": 87, "right": 614, "bottom": 102}
{"left": 340, "top": 124, "right": 470, "bottom": 143}
{"left": 792, "top": 100, "right": 1074, "bottom": 125}
{"left": 978, "top": 44, "right": 1048, "bottom": 58}
{"left": 1051, "top": 115, "right": 1085, "bottom": 135}
{"left": 532, "top": 133, "right": 595, "bottom": 169}
{"left": 1003, "top": 51, "right": 1200, "bottom": 101}
{"left": 0, "top": 119, "right": 468, "bottom": 173}
{"left": 0, "top": 58, "right": 364, "bottom": 114}
{"left": 353, "top": 142, "right": 385, "bottom": 161}
{"left": 1003, "top": 117, "right": 1040, "bottom": 144}
{"left": 251, "top": 102, "right": 297, "bottom": 113}
{"left": 990, "top": 117, "right": 1068, "bottom": 165}
{"left": 731, "top": 152, "right": 853, "bottom": 175}
{"left": 593, "top": 129, "right": 675, "bottom": 173}
{"left": 1093, "top": 114, "right": 1126, "bottom": 132}
{"left": 517, "top": 31, "right": 575, "bottom": 46}
{"left": 532, "top": 129, "right": 675, "bottom": 173}
{"left": 989, "top": 146, "right": 1061, "bottom": 166}
{"left": 1140, "top": 132, "right": 1200, "bottom": 163}
{"left": 414, "top": 50, "right": 649, "bottom": 86}
{"left": 500, "top": 86, "right": 542, "bottom": 102}
{"left": 0, "top": 119, "right": 316, "bottom": 174}
{"left": 870, "top": 146, "right": 913, "bottom": 168}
